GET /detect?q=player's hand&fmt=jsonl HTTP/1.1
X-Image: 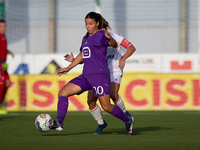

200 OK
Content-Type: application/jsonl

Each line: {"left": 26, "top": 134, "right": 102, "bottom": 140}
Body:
{"left": 103, "top": 28, "right": 117, "bottom": 48}
{"left": 64, "top": 52, "right": 74, "bottom": 62}
{"left": 118, "top": 57, "right": 125, "bottom": 69}
{"left": 2, "top": 62, "right": 8, "bottom": 71}
{"left": 8, "top": 50, "right": 15, "bottom": 58}
{"left": 0, "top": 60, "right": 8, "bottom": 71}
{"left": 102, "top": 28, "right": 111, "bottom": 39}
{"left": 56, "top": 67, "right": 70, "bottom": 77}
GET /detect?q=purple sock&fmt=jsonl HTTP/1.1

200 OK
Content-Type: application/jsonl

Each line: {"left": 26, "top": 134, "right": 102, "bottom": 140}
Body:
{"left": 57, "top": 96, "right": 69, "bottom": 124}
{"left": 110, "top": 105, "right": 130, "bottom": 122}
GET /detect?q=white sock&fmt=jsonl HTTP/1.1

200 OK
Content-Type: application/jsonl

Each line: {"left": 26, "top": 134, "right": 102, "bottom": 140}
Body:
{"left": 89, "top": 104, "right": 104, "bottom": 125}
{"left": 113, "top": 95, "right": 126, "bottom": 113}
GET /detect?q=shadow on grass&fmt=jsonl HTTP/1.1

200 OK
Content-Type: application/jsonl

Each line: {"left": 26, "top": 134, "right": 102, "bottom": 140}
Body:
{"left": 133, "top": 126, "right": 173, "bottom": 135}
{"left": 102, "top": 126, "right": 172, "bottom": 135}
{"left": 42, "top": 131, "right": 94, "bottom": 136}
{"left": 43, "top": 126, "right": 173, "bottom": 136}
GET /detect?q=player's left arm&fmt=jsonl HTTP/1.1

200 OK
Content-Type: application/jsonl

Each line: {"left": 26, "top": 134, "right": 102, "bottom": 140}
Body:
{"left": 118, "top": 39, "right": 136, "bottom": 69}
{"left": 102, "top": 28, "right": 117, "bottom": 48}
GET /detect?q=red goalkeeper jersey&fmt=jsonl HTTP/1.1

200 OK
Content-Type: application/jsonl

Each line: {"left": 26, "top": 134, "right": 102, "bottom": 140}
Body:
{"left": 0, "top": 33, "right": 9, "bottom": 81}
{"left": 0, "top": 33, "right": 7, "bottom": 62}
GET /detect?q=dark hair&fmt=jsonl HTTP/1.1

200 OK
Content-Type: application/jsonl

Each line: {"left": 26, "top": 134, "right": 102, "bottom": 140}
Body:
{"left": 85, "top": 12, "right": 111, "bottom": 37}
{"left": 98, "top": 13, "right": 111, "bottom": 30}
{"left": 0, "top": 19, "right": 5, "bottom": 23}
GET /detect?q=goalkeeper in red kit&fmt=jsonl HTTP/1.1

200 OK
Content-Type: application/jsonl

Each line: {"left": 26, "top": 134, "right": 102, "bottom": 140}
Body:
{"left": 0, "top": 19, "right": 14, "bottom": 114}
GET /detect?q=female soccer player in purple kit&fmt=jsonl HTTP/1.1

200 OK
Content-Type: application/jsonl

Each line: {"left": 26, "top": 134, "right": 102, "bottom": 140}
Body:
{"left": 65, "top": 16, "right": 136, "bottom": 135}
{"left": 55, "top": 12, "right": 134, "bottom": 135}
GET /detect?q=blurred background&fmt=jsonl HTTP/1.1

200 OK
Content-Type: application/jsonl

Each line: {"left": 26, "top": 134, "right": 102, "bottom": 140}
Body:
{"left": 1, "top": 0, "right": 198, "bottom": 54}
{"left": 1, "top": 0, "right": 200, "bottom": 111}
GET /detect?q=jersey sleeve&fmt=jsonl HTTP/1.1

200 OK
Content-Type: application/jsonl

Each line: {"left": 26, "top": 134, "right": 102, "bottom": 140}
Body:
{"left": 110, "top": 32, "right": 124, "bottom": 47}
{"left": 120, "top": 38, "right": 132, "bottom": 49}
{"left": 0, "top": 37, "right": 4, "bottom": 60}
{"left": 101, "top": 33, "right": 109, "bottom": 46}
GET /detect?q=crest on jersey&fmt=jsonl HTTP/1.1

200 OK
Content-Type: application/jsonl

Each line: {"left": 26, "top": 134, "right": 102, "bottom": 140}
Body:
{"left": 85, "top": 40, "right": 88, "bottom": 45}
{"left": 82, "top": 47, "right": 91, "bottom": 58}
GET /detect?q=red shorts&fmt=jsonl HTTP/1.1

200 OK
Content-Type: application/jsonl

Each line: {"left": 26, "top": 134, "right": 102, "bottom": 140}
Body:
{"left": 0, "top": 66, "right": 9, "bottom": 83}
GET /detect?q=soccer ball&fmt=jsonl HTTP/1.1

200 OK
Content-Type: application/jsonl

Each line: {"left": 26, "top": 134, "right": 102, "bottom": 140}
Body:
{"left": 35, "top": 113, "right": 53, "bottom": 132}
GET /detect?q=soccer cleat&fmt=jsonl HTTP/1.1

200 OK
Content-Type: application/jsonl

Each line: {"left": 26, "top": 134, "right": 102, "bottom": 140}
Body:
{"left": 52, "top": 120, "right": 58, "bottom": 128}
{"left": 125, "top": 116, "right": 134, "bottom": 136}
{"left": 0, "top": 107, "right": 7, "bottom": 115}
{"left": 56, "top": 126, "right": 63, "bottom": 132}
{"left": 53, "top": 119, "right": 63, "bottom": 131}
{"left": 132, "top": 117, "right": 135, "bottom": 125}
{"left": 125, "top": 111, "right": 135, "bottom": 125}
{"left": 94, "top": 120, "right": 107, "bottom": 135}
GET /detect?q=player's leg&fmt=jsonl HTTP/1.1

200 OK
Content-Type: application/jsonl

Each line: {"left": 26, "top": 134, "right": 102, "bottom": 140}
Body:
{"left": 87, "top": 89, "right": 107, "bottom": 135}
{"left": 88, "top": 89, "right": 104, "bottom": 125}
{"left": 89, "top": 73, "right": 133, "bottom": 135}
{"left": 110, "top": 83, "right": 135, "bottom": 129}
{"left": 0, "top": 74, "right": 11, "bottom": 114}
{"left": 0, "top": 81, "right": 8, "bottom": 114}
{"left": 98, "top": 95, "right": 133, "bottom": 135}
{"left": 0, "top": 83, "right": 5, "bottom": 114}
{"left": 54, "top": 82, "right": 82, "bottom": 131}
{"left": 110, "top": 71, "right": 133, "bottom": 117}
{"left": 1, "top": 87, "right": 8, "bottom": 114}
{"left": 110, "top": 83, "right": 132, "bottom": 117}
{"left": 2, "top": 80, "right": 10, "bottom": 112}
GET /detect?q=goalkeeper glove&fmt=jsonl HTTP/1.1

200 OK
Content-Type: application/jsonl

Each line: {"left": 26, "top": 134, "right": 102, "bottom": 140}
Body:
{"left": 8, "top": 50, "right": 15, "bottom": 58}
{"left": 0, "top": 60, "right": 8, "bottom": 71}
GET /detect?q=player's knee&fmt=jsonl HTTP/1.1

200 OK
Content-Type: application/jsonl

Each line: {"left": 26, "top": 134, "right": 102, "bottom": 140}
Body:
{"left": 101, "top": 105, "right": 112, "bottom": 113}
{"left": 58, "top": 90, "right": 68, "bottom": 97}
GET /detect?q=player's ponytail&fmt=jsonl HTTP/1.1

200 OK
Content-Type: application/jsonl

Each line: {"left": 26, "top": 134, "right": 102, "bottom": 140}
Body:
{"left": 85, "top": 12, "right": 110, "bottom": 38}
{"left": 97, "top": 13, "right": 111, "bottom": 30}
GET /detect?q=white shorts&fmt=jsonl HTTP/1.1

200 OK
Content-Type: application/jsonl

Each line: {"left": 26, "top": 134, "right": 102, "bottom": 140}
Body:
{"left": 110, "top": 71, "right": 123, "bottom": 85}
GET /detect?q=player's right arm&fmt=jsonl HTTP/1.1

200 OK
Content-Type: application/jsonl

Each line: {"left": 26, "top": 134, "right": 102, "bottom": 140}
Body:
{"left": 120, "top": 38, "right": 136, "bottom": 59}
{"left": 64, "top": 52, "right": 74, "bottom": 62}
{"left": 57, "top": 52, "right": 83, "bottom": 76}
{"left": 118, "top": 38, "right": 136, "bottom": 69}
{"left": 64, "top": 52, "right": 84, "bottom": 64}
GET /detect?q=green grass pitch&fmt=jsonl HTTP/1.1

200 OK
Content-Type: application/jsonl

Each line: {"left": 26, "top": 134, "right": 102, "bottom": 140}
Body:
{"left": 0, "top": 111, "right": 200, "bottom": 150}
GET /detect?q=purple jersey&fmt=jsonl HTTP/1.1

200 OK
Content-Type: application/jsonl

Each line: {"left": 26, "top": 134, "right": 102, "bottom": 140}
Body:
{"left": 80, "top": 29, "right": 110, "bottom": 75}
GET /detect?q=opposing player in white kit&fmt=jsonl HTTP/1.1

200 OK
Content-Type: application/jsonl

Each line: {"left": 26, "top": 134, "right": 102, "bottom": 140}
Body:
{"left": 89, "top": 32, "right": 136, "bottom": 134}
{"left": 65, "top": 32, "right": 136, "bottom": 135}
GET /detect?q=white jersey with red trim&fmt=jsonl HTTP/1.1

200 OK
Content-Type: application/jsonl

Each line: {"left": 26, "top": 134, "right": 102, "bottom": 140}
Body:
{"left": 107, "top": 32, "right": 132, "bottom": 73}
